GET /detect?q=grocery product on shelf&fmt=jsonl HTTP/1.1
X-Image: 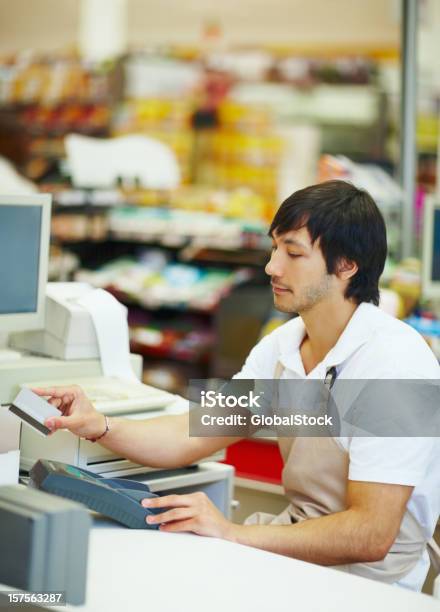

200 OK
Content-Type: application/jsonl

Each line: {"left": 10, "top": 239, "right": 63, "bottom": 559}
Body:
{"left": 108, "top": 205, "right": 269, "bottom": 250}
{"left": 20, "top": 103, "right": 110, "bottom": 136}
{"left": 0, "top": 55, "right": 116, "bottom": 105}
{"left": 74, "top": 252, "right": 253, "bottom": 313}
{"left": 46, "top": 185, "right": 272, "bottom": 248}
{"left": 170, "top": 185, "right": 267, "bottom": 219}
{"left": 0, "top": 54, "right": 119, "bottom": 170}
{"left": 112, "top": 98, "right": 194, "bottom": 183}
{"left": 51, "top": 210, "right": 108, "bottom": 242}
{"left": 65, "top": 133, "right": 181, "bottom": 190}
{"left": 128, "top": 311, "right": 214, "bottom": 362}
{"left": 48, "top": 245, "right": 80, "bottom": 281}
{"left": 194, "top": 100, "right": 283, "bottom": 215}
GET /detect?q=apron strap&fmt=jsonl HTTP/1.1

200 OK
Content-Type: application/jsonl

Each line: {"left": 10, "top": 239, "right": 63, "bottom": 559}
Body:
{"left": 274, "top": 361, "right": 284, "bottom": 380}
{"left": 427, "top": 538, "right": 440, "bottom": 576}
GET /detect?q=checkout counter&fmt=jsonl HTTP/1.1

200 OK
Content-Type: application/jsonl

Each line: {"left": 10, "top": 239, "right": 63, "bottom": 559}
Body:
{"left": 1, "top": 526, "right": 440, "bottom": 612}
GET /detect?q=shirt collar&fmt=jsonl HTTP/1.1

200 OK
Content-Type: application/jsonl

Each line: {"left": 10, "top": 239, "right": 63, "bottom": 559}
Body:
{"left": 278, "top": 316, "right": 306, "bottom": 374}
{"left": 322, "top": 302, "right": 375, "bottom": 368}
{"left": 278, "top": 302, "right": 377, "bottom": 375}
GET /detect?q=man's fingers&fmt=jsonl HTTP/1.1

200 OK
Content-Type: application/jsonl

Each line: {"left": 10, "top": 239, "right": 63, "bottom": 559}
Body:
{"left": 48, "top": 398, "right": 63, "bottom": 409}
{"left": 142, "top": 494, "right": 195, "bottom": 509}
{"left": 146, "top": 507, "right": 194, "bottom": 525}
{"left": 31, "top": 386, "right": 82, "bottom": 400}
{"left": 44, "top": 415, "right": 83, "bottom": 432}
{"left": 44, "top": 416, "right": 67, "bottom": 431}
{"left": 159, "top": 519, "right": 196, "bottom": 533}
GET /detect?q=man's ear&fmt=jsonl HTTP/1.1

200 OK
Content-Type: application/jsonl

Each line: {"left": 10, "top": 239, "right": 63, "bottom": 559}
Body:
{"left": 336, "top": 258, "right": 358, "bottom": 280}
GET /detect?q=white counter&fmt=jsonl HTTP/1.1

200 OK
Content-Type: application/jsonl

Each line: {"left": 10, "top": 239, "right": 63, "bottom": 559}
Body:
{"left": 52, "top": 525, "right": 439, "bottom": 612}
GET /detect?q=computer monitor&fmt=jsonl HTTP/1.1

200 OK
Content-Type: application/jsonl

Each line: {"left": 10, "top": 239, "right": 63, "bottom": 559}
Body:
{"left": 422, "top": 195, "right": 440, "bottom": 299}
{"left": 0, "top": 194, "right": 51, "bottom": 333}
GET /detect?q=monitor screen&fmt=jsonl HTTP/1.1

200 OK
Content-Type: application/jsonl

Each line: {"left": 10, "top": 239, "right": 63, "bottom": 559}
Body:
{"left": 432, "top": 208, "right": 440, "bottom": 283}
{"left": 0, "top": 205, "right": 42, "bottom": 315}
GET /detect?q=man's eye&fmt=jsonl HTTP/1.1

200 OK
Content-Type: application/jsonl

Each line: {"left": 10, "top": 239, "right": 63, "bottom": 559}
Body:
{"left": 288, "top": 253, "right": 301, "bottom": 258}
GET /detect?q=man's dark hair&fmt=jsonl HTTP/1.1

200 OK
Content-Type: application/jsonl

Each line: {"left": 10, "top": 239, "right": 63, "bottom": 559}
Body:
{"left": 269, "top": 180, "right": 387, "bottom": 305}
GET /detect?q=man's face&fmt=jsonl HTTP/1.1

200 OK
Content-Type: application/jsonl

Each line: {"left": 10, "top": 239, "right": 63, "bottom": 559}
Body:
{"left": 265, "top": 227, "right": 335, "bottom": 314}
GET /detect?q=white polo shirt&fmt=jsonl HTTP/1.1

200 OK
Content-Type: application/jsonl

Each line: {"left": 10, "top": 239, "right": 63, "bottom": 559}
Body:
{"left": 234, "top": 302, "right": 440, "bottom": 591}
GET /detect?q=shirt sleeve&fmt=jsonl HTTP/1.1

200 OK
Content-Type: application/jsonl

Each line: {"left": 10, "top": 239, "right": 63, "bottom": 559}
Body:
{"left": 346, "top": 375, "right": 440, "bottom": 486}
{"left": 233, "top": 332, "right": 276, "bottom": 380}
{"left": 348, "top": 436, "right": 436, "bottom": 486}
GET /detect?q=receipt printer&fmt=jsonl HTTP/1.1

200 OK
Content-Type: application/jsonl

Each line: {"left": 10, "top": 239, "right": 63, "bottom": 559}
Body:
{"left": 9, "top": 282, "right": 100, "bottom": 359}
{"left": 0, "top": 484, "right": 90, "bottom": 605}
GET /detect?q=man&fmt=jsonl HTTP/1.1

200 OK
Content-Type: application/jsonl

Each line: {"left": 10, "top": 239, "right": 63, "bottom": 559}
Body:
{"left": 34, "top": 180, "right": 440, "bottom": 591}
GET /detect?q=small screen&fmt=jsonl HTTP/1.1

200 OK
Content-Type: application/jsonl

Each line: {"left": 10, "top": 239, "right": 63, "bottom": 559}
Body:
{"left": 0, "top": 205, "right": 42, "bottom": 314}
{"left": 64, "top": 464, "right": 99, "bottom": 484}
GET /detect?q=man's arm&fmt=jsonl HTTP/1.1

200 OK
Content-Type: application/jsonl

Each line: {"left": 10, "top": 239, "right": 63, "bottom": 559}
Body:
{"left": 228, "top": 480, "right": 413, "bottom": 564}
{"left": 97, "top": 413, "right": 236, "bottom": 468}
{"left": 144, "top": 480, "right": 413, "bottom": 564}
{"left": 32, "top": 385, "right": 239, "bottom": 469}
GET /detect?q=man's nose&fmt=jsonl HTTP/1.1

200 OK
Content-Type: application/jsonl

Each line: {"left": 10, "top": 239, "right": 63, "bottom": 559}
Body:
{"left": 265, "top": 251, "right": 283, "bottom": 277}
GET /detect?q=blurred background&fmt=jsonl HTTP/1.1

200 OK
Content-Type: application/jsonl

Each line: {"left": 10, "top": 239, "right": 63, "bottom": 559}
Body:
{"left": 0, "top": 0, "right": 439, "bottom": 393}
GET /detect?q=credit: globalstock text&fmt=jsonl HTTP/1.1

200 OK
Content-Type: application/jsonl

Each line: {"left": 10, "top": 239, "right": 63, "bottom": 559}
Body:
{"left": 200, "top": 414, "right": 333, "bottom": 427}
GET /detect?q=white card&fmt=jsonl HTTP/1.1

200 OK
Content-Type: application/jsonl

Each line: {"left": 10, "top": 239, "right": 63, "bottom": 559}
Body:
{"left": 10, "top": 388, "right": 60, "bottom": 436}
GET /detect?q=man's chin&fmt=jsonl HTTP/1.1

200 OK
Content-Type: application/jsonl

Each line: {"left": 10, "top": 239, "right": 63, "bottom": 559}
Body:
{"left": 273, "top": 294, "right": 296, "bottom": 314}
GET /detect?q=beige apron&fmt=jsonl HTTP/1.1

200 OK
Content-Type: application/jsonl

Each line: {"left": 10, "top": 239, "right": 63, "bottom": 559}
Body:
{"left": 244, "top": 361, "right": 440, "bottom": 584}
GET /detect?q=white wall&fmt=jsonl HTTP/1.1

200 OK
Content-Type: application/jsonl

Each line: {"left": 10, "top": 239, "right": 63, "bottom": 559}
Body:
{"left": 129, "top": 0, "right": 399, "bottom": 48}
{"left": 0, "top": 0, "right": 78, "bottom": 54}
{"left": 0, "top": 0, "right": 399, "bottom": 55}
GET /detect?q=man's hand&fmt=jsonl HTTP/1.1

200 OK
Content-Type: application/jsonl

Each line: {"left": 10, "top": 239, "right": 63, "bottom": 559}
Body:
{"left": 31, "top": 385, "right": 106, "bottom": 439}
{"left": 142, "top": 492, "right": 237, "bottom": 540}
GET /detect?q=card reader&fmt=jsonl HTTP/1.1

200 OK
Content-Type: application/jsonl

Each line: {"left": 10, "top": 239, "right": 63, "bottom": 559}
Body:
{"left": 29, "top": 459, "right": 162, "bottom": 529}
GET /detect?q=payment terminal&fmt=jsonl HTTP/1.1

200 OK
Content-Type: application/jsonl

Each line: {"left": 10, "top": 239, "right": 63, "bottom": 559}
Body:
{"left": 29, "top": 459, "right": 162, "bottom": 529}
